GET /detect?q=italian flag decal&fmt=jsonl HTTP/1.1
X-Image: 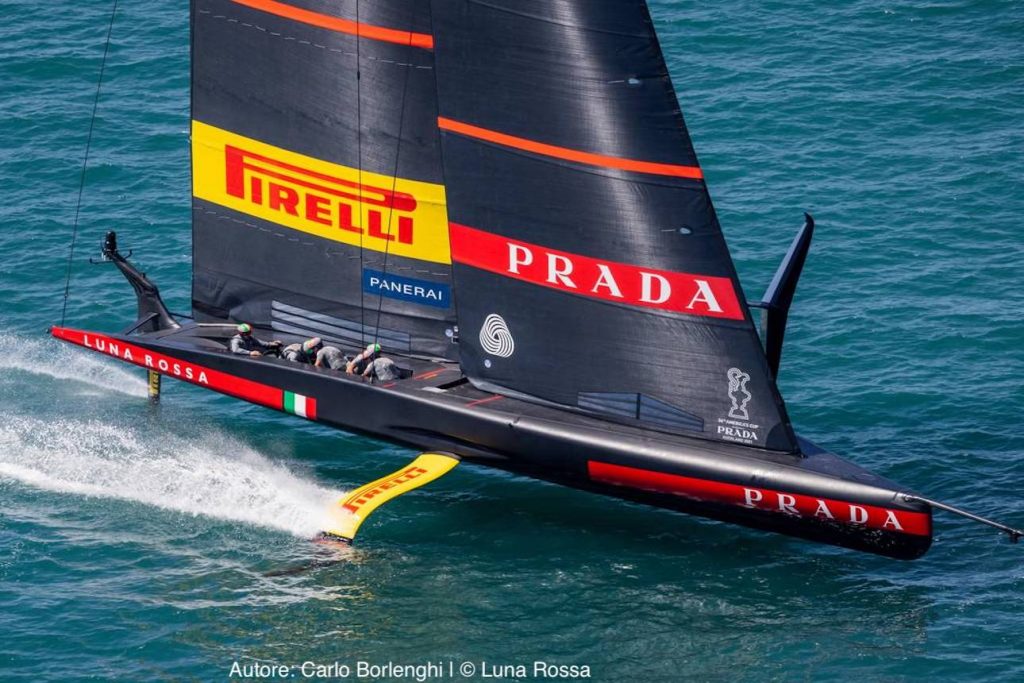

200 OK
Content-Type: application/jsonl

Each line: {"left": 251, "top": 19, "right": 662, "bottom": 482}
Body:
{"left": 283, "top": 391, "right": 317, "bottom": 420}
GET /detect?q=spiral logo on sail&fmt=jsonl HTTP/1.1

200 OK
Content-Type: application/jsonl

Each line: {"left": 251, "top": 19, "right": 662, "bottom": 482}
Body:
{"left": 479, "top": 314, "right": 515, "bottom": 358}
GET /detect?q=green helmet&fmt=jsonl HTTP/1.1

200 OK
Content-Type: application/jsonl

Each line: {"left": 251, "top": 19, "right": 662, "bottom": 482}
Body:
{"left": 366, "top": 343, "right": 381, "bottom": 354}
{"left": 237, "top": 323, "right": 252, "bottom": 335}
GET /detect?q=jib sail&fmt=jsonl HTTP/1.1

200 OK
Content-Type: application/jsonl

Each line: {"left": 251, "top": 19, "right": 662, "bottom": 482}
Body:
{"left": 191, "top": 0, "right": 456, "bottom": 358}
{"left": 430, "top": 0, "right": 798, "bottom": 451}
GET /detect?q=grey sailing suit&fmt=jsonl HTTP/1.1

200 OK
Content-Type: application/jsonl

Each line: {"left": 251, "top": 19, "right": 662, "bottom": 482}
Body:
{"left": 365, "top": 358, "right": 400, "bottom": 381}
{"left": 316, "top": 346, "right": 348, "bottom": 371}
{"left": 229, "top": 333, "right": 274, "bottom": 356}
{"left": 281, "top": 343, "right": 314, "bottom": 364}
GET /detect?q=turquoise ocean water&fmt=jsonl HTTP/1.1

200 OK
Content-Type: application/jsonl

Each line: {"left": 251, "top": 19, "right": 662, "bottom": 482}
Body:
{"left": 1, "top": 1, "right": 1022, "bottom": 680}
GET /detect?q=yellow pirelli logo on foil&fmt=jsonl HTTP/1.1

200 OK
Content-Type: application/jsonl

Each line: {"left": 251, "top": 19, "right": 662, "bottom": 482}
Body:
{"left": 192, "top": 120, "right": 451, "bottom": 264}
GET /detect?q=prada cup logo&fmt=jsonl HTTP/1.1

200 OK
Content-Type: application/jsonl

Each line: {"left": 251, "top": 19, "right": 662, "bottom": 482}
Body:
{"left": 719, "top": 368, "right": 759, "bottom": 444}
{"left": 727, "top": 367, "right": 752, "bottom": 420}
{"left": 479, "top": 314, "right": 515, "bottom": 358}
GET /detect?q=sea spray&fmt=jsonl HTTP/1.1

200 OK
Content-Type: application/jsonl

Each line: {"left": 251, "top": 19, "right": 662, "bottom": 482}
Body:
{"left": 0, "top": 332, "right": 148, "bottom": 397}
{"left": 0, "top": 415, "right": 347, "bottom": 537}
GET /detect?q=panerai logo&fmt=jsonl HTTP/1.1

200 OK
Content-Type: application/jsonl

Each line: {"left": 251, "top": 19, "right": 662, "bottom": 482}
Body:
{"left": 718, "top": 367, "right": 759, "bottom": 445}
{"left": 479, "top": 314, "right": 515, "bottom": 359}
{"left": 362, "top": 268, "right": 451, "bottom": 309}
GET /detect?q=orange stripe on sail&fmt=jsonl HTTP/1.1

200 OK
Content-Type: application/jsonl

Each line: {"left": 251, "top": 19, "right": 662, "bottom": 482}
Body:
{"left": 437, "top": 117, "right": 703, "bottom": 179}
{"left": 232, "top": 0, "right": 434, "bottom": 49}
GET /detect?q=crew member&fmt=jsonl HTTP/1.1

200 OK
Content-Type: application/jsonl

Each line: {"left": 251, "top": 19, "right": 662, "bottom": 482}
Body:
{"left": 360, "top": 355, "right": 402, "bottom": 382}
{"left": 315, "top": 344, "right": 348, "bottom": 371}
{"left": 282, "top": 337, "right": 323, "bottom": 364}
{"left": 346, "top": 343, "right": 411, "bottom": 382}
{"left": 229, "top": 323, "right": 281, "bottom": 357}
{"left": 345, "top": 343, "right": 381, "bottom": 376}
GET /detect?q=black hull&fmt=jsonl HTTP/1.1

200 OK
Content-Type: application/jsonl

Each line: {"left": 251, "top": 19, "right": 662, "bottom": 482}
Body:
{"left": 52, "top": 324, "right": 932, "bottom": 559}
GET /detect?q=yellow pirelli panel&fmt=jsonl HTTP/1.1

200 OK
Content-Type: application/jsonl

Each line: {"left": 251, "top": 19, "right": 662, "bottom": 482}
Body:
{"left": 192, "top": 120, "right": 451, "bottom": 264}
{"left": 324, "top": 452, "right": 460, "bottom": 542}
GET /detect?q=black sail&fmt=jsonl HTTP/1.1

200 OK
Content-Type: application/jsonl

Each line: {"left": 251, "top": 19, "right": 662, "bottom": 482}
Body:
{"left": 430, "top": 0, "right": 798, "bottom": 451}
{"left": 191, "top": 0, "right": 457, "bottom": 358}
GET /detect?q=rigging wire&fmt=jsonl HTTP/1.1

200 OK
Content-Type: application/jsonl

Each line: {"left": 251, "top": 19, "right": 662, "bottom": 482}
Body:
{"left": 355, "top": 0, "right": 365, "bottom": 347}
{"left": 61, "top": 0, "right": 120, "bottom": 327}
{"left": 901, "top": 494, "right": 1023, "bottom": 543}
{"left": 371, "top": 4, "right": 417, "bottom": 350}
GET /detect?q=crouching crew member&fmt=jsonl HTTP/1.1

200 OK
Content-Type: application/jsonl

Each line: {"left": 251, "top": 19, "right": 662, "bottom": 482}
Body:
{"left": 230, "top": 323, "right": 281, "bottom": 357}
{"left": 346, "top": 343, "right": 410, "bottom": 382}
{"left": 345, "top": 343, "right": 381, "bottom": 376}
{"left": 315, "top": 344, "right": 348, "bottom": 371}
{"left": 282, "top": 337, "right": 323, "bottom": 364}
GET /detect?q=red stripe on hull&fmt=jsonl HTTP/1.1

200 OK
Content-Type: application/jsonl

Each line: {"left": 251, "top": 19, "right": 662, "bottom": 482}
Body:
{"left": 437, "top": 117, "right": 703, "bottom": 179}
{"left": 231, "top": 0, "right": 434, "bottom": 49}
{"left": 465, "top": 395, "right": 503, "bottom": 408}
{"left": 52, "top": 327, "right": 286, "bottom": 412}
{"left": 588, "top": 461, "right": 931, "bottom": 537}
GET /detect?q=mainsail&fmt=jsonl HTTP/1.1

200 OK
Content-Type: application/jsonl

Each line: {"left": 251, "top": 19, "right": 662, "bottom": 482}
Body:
{"left": 191, "top": 0, "right": 456, "bottom": 358}
{"left": 429, "top": 0, "right": 798, "bottom": 451}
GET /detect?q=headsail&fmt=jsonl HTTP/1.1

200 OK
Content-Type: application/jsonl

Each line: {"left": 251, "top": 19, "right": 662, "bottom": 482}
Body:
{"left": 430, "top": 0, "right": 798, "bottom": 451}
{"left": 191, "top": 0, "right": 456, "bottom": 358}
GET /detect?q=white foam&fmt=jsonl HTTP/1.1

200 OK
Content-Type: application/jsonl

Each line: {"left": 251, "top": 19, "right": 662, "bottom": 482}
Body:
{"left": 0, "top": 415, "right": 347, "bottom": 537}
{"left": 0, "top": 332, "right": 148, "bottom": 397}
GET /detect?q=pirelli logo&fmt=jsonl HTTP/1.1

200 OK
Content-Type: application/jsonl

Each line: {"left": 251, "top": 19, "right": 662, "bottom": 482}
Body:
{"left": 192, "top": 120, "right": 451, "bottom": 264}
{"left": 343, "top": 466, "right": 430, "bottom": 514}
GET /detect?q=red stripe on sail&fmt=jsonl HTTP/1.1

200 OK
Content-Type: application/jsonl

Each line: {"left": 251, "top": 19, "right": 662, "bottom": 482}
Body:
{"left": 231, "top": 0, "right": 434, "bottom": 49}
{"left": 437, "top": 117, "right": 703, "bottom": 179}
{"left": 588, "top": 461, "right": 932, "bottom": 537}
{"left": 450, "top": 223, "right": 743, "bottom": 321}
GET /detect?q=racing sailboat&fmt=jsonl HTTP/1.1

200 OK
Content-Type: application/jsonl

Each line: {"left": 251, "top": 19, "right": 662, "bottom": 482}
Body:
{"left": 53, "top": 0, "right": 1021, "bottom": 557}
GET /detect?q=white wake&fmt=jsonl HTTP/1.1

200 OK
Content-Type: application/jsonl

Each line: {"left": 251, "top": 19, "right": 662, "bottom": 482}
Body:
{"left": 0, "top": 332, "right": 148, "bottom": 397}
{"left": 0, "top": 415, "right": 346, "bottom": 538}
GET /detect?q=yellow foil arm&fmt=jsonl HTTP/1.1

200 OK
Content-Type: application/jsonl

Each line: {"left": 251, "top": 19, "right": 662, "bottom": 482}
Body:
{"left": 322, "top": 452, "right": 460, "bottom": 543}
